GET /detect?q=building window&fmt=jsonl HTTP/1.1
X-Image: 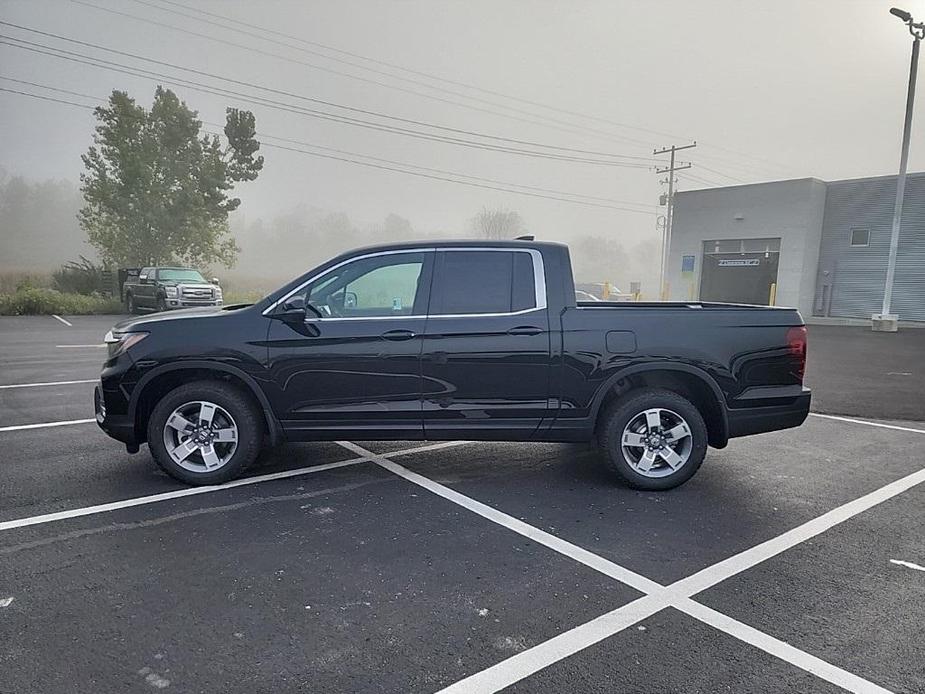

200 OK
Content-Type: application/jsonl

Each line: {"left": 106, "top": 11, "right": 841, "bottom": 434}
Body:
{"left": 849, "top": 228, "right": 870, "bottom": 247}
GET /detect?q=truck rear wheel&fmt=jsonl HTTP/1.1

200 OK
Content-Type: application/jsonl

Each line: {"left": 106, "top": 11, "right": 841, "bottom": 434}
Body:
{"left": 125, "top": 293, "right": 137, "bottom": 314}
{"left": 146, "top": 380, "right": 264, "bottom": 485}
{"left": 598, "top": 388, "right": 707, "bottom": 490}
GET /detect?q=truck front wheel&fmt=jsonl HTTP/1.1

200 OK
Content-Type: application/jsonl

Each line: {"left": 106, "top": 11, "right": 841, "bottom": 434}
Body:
{"left": 598, "top": 388, "right": 707, "bottom": 490}
{"left": 146, "top": 380, "right": 264, "bottom": 485}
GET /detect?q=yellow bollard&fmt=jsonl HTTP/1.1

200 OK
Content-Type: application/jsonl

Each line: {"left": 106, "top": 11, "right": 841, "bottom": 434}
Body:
{"left": 768, "top": 282, "right": 777, "bottom": 306}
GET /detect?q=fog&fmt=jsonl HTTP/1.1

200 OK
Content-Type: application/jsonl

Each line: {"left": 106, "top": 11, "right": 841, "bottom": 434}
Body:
{"left": 1, "top": 0, "right": 923, "bottom": 293}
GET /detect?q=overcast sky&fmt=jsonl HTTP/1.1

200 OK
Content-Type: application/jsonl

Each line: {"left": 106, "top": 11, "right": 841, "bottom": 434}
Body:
{"left": 1, "top": 0, "right": 923, "bottom": 246}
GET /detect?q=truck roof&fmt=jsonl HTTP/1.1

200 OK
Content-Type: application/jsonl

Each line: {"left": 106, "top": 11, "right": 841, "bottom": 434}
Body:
{"left": 338, "top": 238, "right": 568, "bottom": 257}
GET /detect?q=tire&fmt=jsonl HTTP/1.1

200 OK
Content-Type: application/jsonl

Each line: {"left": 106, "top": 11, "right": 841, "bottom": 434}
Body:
{"left": 147, "top": 380, "right": 264, "bottom": 485}
{"left": 125, "top": 293, "right": 137, "bottom": 314}
{"left": 598, "top": 388, "right": 708, "bottom": 491}
{"left": 156, "top": 295, "right": 168, "bottom": 312}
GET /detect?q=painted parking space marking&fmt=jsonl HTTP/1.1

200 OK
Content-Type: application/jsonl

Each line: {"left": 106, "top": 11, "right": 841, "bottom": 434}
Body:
{"left": 671, "top": 462, "right": 925, "bottom": 596}
{"left": 55, "top": 344, "right": 105, "bottom": 349}
{"left": 889, "top": 559, "right": 925, "bottom": 573}
{"left": 344, "top": 441, "right": 663, "bottom": 595}
{"left": 51, "top": 315, "right": 72, "bottom": 327}
{"left": 674, "top": 598, "right": 891, "bottom": 694}
{"left": 0, "top": 418, "right": 96, "bottom": 433}
{"left": 338, "top": 441, "right": 897, "bottom": 694}
{"left": 0, "top": 379, "right": 97, "bottom": 390}
{"left": 809, "top": 412, "right": 925, "bottom": 435}
{"left": 0, "top": 440, "right": 469, "bottom": 533}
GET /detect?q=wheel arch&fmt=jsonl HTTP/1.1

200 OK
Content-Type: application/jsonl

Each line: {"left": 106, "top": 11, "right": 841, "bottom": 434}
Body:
{"left": 129, "top": 361, "right": 283, "bottom": 446}
{"left": 591, "top": 363, "right": 729, "bottom": 448}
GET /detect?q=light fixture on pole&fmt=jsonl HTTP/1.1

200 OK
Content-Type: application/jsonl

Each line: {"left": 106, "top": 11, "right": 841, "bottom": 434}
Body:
{"left": 874, "top": 7, "right": 925, "bottom": 332}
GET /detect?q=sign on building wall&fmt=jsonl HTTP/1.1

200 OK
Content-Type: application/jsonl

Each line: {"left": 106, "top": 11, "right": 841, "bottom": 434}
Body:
{"left": 717, "top": 258, "right": 760, "bottom": 267}
{"left": 681, "top": 255, "right": 695, "bottom": 273}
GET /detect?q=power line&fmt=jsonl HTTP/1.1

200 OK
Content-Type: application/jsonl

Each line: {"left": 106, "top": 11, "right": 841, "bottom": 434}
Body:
{"left": 261, "top": 141, "right": 657, "bottom": 214}
{"left": 255, "top": 132, "right": 657, "bottom": 210}
{"left": 149, "top": 0, "right": 798, "bottom": 176}
{"left": 0, "top": 76, "right": 100, "bottom": 103}
{"left": 146, "top": 0, "right": 684, "bottom": 147}
{"left": 0, "top": 81, "right": 658, "bottom": 214}
{"left": 694, "top": 162, "right": 747, "bottom": 183}
{"left": 69, "top": 0, "right": 662, "bottom": 151}
{"left": 0, "top": 34, "right": 653, "bottom": 168}
{"left": 0, "top": 85, "right": 95, "bottom": 110}
{"left": 0, "top": 74, "right": 652, "bottom": 208}
{"left": 0, "top": 20, "right": 653, "bottom": 163}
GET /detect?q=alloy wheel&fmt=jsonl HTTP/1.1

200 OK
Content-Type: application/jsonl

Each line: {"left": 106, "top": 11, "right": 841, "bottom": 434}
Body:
{"left": 620, "top": 407, "right": 693, "bottom": 478}
{"left": 162, "top": 400, "right": 238, "bottom": 473}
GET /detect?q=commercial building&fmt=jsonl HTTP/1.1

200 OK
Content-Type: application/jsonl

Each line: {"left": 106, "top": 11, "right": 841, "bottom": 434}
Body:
{"left": 665, "top": 172, "right": 925, "bottom": 322}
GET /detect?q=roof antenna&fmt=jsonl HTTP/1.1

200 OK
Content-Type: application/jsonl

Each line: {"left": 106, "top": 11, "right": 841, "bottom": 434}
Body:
{"left": 515, "top": 234, "right": 535, "bottom": 241}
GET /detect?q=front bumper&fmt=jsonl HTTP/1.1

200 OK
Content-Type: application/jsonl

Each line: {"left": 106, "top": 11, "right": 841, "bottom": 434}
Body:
{"left": 727, "top": 386, "right": 811, "bottom": 439}
{"left": 165, "top": 299, "right": 222, "bottom": 309}
{"left": 95, "top": 383, "right": 137, "bottom": 447}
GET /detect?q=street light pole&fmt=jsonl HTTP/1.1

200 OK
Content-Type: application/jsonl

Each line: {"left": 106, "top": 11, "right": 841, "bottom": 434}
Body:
{"left": 876, "top": 8, "right": 925, "bottom": 331}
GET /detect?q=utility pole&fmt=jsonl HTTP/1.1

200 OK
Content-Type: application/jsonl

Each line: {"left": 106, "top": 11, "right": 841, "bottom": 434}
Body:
{"left": 654, "top": 142, "right": 696, "bottom": 299}
{"left": 876, "top": 7, "right": 924, "bottom": 331}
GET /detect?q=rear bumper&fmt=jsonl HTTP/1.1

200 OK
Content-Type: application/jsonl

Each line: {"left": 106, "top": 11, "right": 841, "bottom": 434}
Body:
{"left": 727, "top": 386, "right": 811, "bottom": 439}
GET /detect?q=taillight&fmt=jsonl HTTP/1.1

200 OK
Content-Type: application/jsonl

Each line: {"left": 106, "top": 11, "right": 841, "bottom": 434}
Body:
{"left": 786, "top": 325, "right": 807, "bottom": 381}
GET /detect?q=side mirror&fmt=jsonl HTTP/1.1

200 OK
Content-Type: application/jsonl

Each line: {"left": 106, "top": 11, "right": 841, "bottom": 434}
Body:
{"left": 211, "top": 277, "right": 220, "bottom": 285}
{"left": 344, "top": 291, "right": 358, "bottom": 309}
{"left": 284, "top": 295, "right": 305, "bottom": 311}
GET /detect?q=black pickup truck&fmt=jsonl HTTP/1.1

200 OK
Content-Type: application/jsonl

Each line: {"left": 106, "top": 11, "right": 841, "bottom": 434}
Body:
{"left": 96, "top": 239, "right": 810, "bottom": 489}
{"left": 122, "top": 266, "right": 223, "bottom": 313}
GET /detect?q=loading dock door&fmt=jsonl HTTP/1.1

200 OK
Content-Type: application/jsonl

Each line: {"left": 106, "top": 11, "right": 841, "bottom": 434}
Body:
{"left": 700, "top": 252, "right": 780, "bottom": 305}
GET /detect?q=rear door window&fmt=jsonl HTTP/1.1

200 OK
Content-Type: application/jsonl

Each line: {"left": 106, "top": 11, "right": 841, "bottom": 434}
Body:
{"left": 430, "top": 250, "right": 537, "bottom": 315}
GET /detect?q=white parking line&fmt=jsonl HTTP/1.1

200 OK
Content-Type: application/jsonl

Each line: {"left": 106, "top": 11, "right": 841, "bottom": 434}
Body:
{"left": 339, "top": 440, "right": 904, "bottom": 694}
{"left": 672, "top": 463, "right": 925, "bottom": 596}
{"left": 809, "top": 412, "right": 925, "bottom": 435}
{"left": 675, "top": 598, "right": 891, "bottom": 694}
{"left": 55, "top": 344, "right": 105, "bottom": 348}
{"left": 889, "top": 559, "right": 925, "bottom": 573}
{"left": 0, "top": 418, "right": 96, "bottom": 433}
{"left": 0, "top": 379, "right": 97, "bottom": 390}
{"left": 0, "top": 440, "right": 469, "bottom": 532}
{"left": 51, "top": 314, "right": 72, "bottom": 326}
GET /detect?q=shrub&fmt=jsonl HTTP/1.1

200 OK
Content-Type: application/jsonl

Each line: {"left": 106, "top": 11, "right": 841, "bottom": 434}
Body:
{"left": 0, "top": 287, "right": 122, "bottom": 315}
{"left": 52, "top": 256, "right": 109, "bottom": 296}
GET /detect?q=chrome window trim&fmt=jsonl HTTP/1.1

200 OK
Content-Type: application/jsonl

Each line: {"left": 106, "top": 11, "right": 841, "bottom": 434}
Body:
{"left": 263, "top": 246, "right": 546, "bottom": 319}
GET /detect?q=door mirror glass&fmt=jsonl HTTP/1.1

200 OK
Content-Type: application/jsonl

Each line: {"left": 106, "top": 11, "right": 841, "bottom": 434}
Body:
{"left": 282, "top": 295, "right": 305, "bottom": 311}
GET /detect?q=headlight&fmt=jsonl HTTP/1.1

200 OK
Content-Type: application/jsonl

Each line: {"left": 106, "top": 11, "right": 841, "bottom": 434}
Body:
{"left": 104, "top": 330, "right": 149, "bottom": 359}
{"left": 214, "top": 286, "right": 223, "bottom": 298}
{"left": 165, "top": 286, "right": 178, "bottom": 297}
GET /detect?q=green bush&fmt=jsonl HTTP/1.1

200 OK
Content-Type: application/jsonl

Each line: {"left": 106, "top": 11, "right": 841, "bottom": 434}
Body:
{"left": 0, "top": 287, "right": 122, "bottom": 315}
{"left": 52, "top": 256, "right": 108, "bottom": 296}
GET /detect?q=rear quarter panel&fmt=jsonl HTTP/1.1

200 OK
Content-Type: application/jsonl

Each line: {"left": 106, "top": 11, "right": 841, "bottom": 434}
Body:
{"left": 556, "top": 304, "right": 805, "bottom": 421}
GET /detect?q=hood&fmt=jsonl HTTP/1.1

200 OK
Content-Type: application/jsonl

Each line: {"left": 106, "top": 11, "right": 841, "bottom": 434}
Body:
{"left": 112, "top": 305, "right": 230, "bottom": 332}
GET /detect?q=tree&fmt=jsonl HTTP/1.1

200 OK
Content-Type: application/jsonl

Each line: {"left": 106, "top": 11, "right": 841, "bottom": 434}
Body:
{"left": 471, "top": 207, "right": 525, "bottom": 239}
{"left": 79, "top": 87, "right": 264, "bottom": 269}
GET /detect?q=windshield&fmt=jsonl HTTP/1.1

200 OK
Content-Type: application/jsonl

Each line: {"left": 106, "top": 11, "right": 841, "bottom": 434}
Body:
{"left": 157, "top": 269, "right": 207, "bottom": 283}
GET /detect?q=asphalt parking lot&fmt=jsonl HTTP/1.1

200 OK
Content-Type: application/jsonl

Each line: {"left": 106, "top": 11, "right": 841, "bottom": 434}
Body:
{"left": 1, "top": 314, "right": 924, "bottom": 693}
